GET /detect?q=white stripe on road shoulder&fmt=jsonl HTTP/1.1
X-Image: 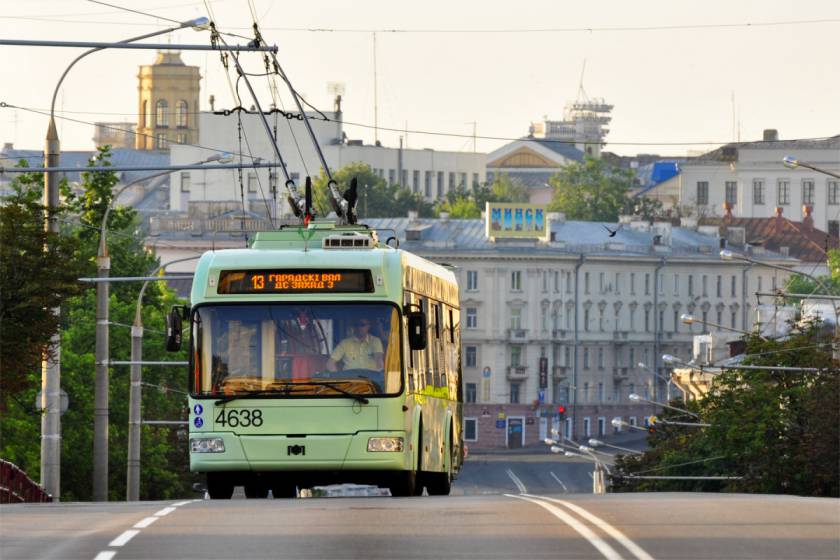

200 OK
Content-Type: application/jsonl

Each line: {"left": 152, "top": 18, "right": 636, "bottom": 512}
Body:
{"left": 133, "top": 516, "right": 159, "bottom": 529}
{"left": 506, "top": 494, "right": 623, "bottom": 560}
{"left": 153, "top": 506, "right": 176, "bottom": 517}
{"left": 506, "top": 469, "right": 527, "bottom": 493}
{"left": 534, "top": 495, "right": 655, "bottom": 560}
{"left": 108, "top": 529, "right": 140, "bottom": 547}
{"left": 549, "top": 471, "right": 569, "bottom": 493}
{"left": 93, "top": 552, "right": 116, "bottom": 560}
{"left": 171, "top": 500, "right": 191, "bottom": 507}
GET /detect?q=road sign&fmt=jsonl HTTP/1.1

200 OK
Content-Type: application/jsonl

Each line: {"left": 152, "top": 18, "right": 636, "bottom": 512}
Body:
{"left": 538, "top": 357, "right": 548, "bottom": 388}
{"left": 495, "top": 420, "right": 505, "bottom": 429}
{"left": 538, "top": 389, "right": 545, "bottom": 403}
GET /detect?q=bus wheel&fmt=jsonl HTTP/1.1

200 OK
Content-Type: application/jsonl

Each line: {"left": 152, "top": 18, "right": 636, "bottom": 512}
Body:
{"left": 244, "top": 478, "right": 269, "bottom": 499}
{"left": 426, "top": 441, "right": 453, "bottom": 496}
{"left": 388, "top": 470, "right": 417, "bottom": 497}
{"left": 206, "top": 473, "right": 234, "bottom": 500}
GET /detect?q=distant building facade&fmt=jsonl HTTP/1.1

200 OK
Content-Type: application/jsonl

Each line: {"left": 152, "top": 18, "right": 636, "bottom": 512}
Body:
{"left": 93, "top": 122, "right": 136, "bottom": 150}
{"left": 638, "top": 132, "right": 840, "bottom": 236}
{"left": 136, "top": 51, "right": 201, "bottom": 151}
{"left": 486, "top": 139, "right": 584, "bottom": 205}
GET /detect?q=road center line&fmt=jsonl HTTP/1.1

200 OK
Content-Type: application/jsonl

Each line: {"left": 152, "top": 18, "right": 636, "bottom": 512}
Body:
{"left": 133, "top": 516, "right": 159, "bottom": 529}
{"left": 506, "top": 494, "right": 623, "bottom": 560}
{"left": 154, "top": 506, "right": 177, "bottom": 517}
{"left": 171, "top": 500, "right": 191, "bottom": 507}
{"left": 549, "top": 471, "right": 569, "bottom": 493}
{"left": 93, "top": 552, "right": 116, "bottom": 560}
{"left": 506, "top": 469, "right": 527, "bottom": 493}
{"left": 108, "top": 529, "right": 140, "bottom": 547}
{"left": 530, "top": 495, "right": 655, "bottom": 560}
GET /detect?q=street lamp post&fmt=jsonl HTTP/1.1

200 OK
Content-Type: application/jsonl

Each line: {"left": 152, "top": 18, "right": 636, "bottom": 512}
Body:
{"left": 679, "top": 313, "right": 767, "bottom": 341}
{"left": 127, "top": 255, "right": 200, "bottom": 501}
{"left": 42, "top": 16, "right": 208, "bottom": 503}
{"left": 638, "top": 361, "right": 676, "bottom": 402}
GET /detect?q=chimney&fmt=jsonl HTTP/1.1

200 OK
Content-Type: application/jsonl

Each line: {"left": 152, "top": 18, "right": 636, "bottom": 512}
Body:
{"left": 774, "top": 206, "right": 784, "bottom": 235}
{"left": 802, "top": 205, "right": 814, "bottom": 233}
{"left": 763, "top": 129, "right": 779, "bottom": 142}
{"left": 439, "top": 211, "right": 450, "bottom": 223}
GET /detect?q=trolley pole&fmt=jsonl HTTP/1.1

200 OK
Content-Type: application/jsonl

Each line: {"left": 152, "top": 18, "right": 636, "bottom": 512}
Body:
{"left": 93, "top": 246, "right": 110, "bottom": 501}
{"left": 40, "top": 117, "right": 61, "bottom": 501}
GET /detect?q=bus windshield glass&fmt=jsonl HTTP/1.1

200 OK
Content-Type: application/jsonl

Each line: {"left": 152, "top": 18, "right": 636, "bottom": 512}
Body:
{"left": 192, "top": 304, "right": 402, "bottom": 397}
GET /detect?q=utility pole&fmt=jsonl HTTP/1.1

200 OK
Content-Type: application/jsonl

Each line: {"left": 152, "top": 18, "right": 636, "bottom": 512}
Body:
{"left": 41, "top": 117, "right": 61, "bottom": 501}
{"left": 372, "top": 32, "right": 379, "bottom": 146}
{"left": 93, "top": 238, "right": 110, "bottom": 501}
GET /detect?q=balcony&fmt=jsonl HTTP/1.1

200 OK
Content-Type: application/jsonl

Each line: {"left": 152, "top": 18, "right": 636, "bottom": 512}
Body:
{"left": 613, "top": 367, "right": 630, "bottom": 381}
{"left": 552, "top": 329, "right": 567, "bottom": 339}
{"left": 612, "top": 330, "right": 629, "bottom": 340}
{"left": 507, "top": 328, "right": 528, "bottom": 341}
{"left": 553, "top": 366, "right": 568, "bottom": 380}
{"left": 506, "top": 366, "right": 528, "bottom": 380}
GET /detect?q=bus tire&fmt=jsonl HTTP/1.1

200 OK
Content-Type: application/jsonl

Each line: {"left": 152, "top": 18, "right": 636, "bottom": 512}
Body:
{"left": 388, "top": 470, "right": 417, "bottom": 497}
{"left": 270, "top": 482, "right": 297, "bottom": 499}
{"left": 426, "top": 438, "right": 453, "bottom": 496}
{"left": 206, "top": 472, "right": 234, "bottom": 500}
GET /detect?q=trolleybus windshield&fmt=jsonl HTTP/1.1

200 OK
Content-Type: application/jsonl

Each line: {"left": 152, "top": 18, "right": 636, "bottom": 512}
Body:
{"left": 191, "top": 303, "right": 402, "bottom": 398}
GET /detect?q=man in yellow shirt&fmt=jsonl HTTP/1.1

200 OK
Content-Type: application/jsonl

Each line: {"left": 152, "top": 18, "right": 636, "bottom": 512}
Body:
{"left": 326, "top": 319, "right": 384, "bottom": 371}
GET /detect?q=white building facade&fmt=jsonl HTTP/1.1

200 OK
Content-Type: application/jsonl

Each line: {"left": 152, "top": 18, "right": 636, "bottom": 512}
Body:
{"left": 168, "top": 112, "right": 486, "bottom": 217}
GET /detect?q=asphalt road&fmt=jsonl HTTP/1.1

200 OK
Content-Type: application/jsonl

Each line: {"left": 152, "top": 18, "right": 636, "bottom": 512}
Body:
{"left": 2, "top": 455, "right": 838, "bottom": 560}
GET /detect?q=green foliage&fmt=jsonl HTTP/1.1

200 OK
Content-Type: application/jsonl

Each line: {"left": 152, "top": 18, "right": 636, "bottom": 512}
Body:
{"left": 311, "top": 162, "right": 434, "bottom": 219}
{"left": 0, "top": 150, "right": 195, "bottom": 500}
{"left": 784, "top": 249, "right": 840, "bottom": 304}
{"left": 547, "top": 156, "right": 635, "bottom": 222}
{"left": 623, "top": 196, "right": 664, "bottom": 222}
{"left": 0, "top": 165, "right": 84, "bottom": 410}
{"left": 612, "top": 321, "right": 839, "bottom": 497}
{"left": 434, "top": 173, "right": 530, "bottom": 218}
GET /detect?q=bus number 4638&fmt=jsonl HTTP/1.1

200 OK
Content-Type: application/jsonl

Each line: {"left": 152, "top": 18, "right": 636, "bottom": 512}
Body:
{"left": 215, "top": 409, "right": 263, "bottom": 427}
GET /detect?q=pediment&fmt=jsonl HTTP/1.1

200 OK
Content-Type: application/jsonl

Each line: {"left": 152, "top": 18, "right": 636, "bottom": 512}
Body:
{"left": 488, "top": 146, "right": 559, "bottom": 169}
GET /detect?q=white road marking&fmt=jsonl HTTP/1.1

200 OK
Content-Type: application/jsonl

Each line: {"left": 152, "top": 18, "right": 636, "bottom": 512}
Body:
{"left": 535, "top": 495, "right": 655, "bottom": 560}
{"left": 506, "top": 468, "right": 527, "bottom": 493}
{"left": 93, "top": 552, "right": 116, "bottom": 560}
{"left": 153, "top": 506, "right": 176, "bottom": 517}
{"left": 171, "top": 500, "right": 191, "bottom": 507}
{"left": 108, "top": 530, "right": 139, "bottom": 547}
{"left": 506, "top": 494, "right": 623, "bottom": 560}
{"left": 549, "top": 471, "right": 569, "bottom": 493}
{"left": 133, "top": 516, "right": 159, "bottom": 529}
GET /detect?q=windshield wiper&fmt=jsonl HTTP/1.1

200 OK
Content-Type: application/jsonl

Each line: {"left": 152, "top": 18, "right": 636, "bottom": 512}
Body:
{"left": 283, "top": 381, "right": 370, "bottom": 405}
{"left": 213, "top": 389, "right": 305, "bottom": 406}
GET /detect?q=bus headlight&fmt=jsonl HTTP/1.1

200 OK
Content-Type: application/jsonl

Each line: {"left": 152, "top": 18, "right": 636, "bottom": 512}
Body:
{"left": 190, "top": 437, "right": 225, "bottom": 453}
{"left": 367, "top": 437, "right": 404, "bottom": 452}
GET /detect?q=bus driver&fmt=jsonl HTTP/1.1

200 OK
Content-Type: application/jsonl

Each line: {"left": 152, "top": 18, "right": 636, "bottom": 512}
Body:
{"left": 326, "top": 319, "right": 384, "bottom": 372}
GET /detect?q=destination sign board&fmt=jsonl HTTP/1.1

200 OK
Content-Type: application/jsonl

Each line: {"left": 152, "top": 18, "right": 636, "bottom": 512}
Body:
{"left": 217, "top": 269, "right": 374, "bottom": 294}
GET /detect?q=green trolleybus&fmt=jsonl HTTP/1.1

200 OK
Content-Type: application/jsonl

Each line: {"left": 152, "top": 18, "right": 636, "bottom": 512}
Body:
{"left": 168, "top": 223, "right": 464, "bottom": 498}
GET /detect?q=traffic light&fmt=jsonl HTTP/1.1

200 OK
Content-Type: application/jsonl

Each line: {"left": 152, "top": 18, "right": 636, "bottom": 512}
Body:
{"left": 556, "top": 405, "right": 566, "bottom": 420}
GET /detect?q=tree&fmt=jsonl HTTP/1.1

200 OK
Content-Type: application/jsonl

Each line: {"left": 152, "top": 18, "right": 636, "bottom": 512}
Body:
{"left": 435, "top": 173, "right": 529, "bottom": 218}
{"left": 311, "top": 162, "right": 434, "bottom": 219}
{"left": 0, "top": 166, "right": 83, "bottom": 411}
{"left": 547, "top": 156, "right": 635, "bottom": 222}
{"left": 784, "top": 250, "right": 840, "bottom": 302}
{"left": 612, "top": 321, "right": 839, "bottom": 497}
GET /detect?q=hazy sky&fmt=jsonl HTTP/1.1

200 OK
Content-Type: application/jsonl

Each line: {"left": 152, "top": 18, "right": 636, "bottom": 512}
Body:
{"left": 1, "top": 0, "right": 839, "bottom": 157}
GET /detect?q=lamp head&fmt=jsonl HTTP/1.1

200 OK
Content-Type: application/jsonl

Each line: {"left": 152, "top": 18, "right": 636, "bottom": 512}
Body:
{"left": 720, "top": 248, "right": 736, "bottom": 261}
{"left": 662, "top": 354, "right": 679, "bottom": 365}
{"left": 783, "top": 155, "right": 799, "bottom": 169}
{"left": 637, "top": 362, "right": 647, "bottom": 369}
{"left": 544, "top": 438, "right": 558, "bottom": 446}
{"left": 579, "top": 445, "right": 594, "bottom": 453}
{"left": 185, "top": 16, "right": 211, "bottom": 30}
{"left": 588, "top": 438, "right": 602, "bottom": 447}
{"left": 549, "top": 446, "right": 563, "bottom": 454}
{"left": 564, "top": 451, "right": 579, "bottom": 458}
{"left": 628, "top": 393, "right": 641, "bottom": 402}
{"left": 680, "top": 313, "right": 695, "bottom": 325}
{"left": 611, "top": 418, "right": 623, "bottom": 428}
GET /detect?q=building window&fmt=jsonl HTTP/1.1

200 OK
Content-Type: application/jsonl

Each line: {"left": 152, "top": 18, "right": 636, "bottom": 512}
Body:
{"left": 828, "top": 220, "right": 839, "bottom": 239}
{"left": 725, "top": 181, "right": 738, "bottom": 205}
{"left": 630, "top": 273, "right": 636, "bottom": 295}
{"left": 583, "top": 417, "right": 591, "bottom": 437}
{"left": 696, "top": 181, "right": 709, "bottom": 205}
{"left": 599, "top": 272, "right": 606, "bottom": 293}
{"left": 702, "top": 275, "right": 708, "bottom": 296}
{"left": 154, "top": 133, "right": 166, "bottom": 150}
{"left": 510, "top": 383, "right": 520, "bottom": 404}
{"left": 465, "top": 384, "right": 477, "bottom": 404}
{"left": 412, "top": 170, "right": 420, "bottom": 193}
{"left": 510, "top": 345, "right": 522, "bottom": 367}
{"left": 510, "top": 308, "right": 522, "bottom": 330}
{"left": 155, "top": 100, "right": 168, "bottom": 128}
{"left": 673, "top": 310, "right": 679, "bottom": 332}
{"left": 615, "top": 272, "right": 621, "bottom": 294}
{"left": 511, "top": 270, "right": 522, "bottom": 291}
{"left": 717, "top": 310, "right": 723, "bottom": 328}
{"left": 598, "top": 417, "right": 606, "bottom": 436}
{"left": 472, "top": 173, "right": 479, "bottom": 188}
{"left": 460, "top": 172, "right": 467, "bottom": 188}
{"left": 566, "top": 271, "right": 572, "bottom": 294}
{"left": 688, "top": 275, "right": 694, "bottom": 296}
{"left": 424, "top": 171, "right": 432, "bottom": 197}
{"left": 753, "top": 179, "right": 765, "bottom": 205}
{"left": 645, "top": 273, "right": 650, "bottom": 295}
{"left": 448, "top": 171, "right": 456, "bottom": 191}
{"left": 467, "top": 270, "right": 478, "bottom": 291}
{"left": 598, "top": 383, "right": 604, "bottom": 402}
{"left": 583, "top": 348, "right": 590, "bottom": 369}
{"left": 437, "top": 171, "right": 444, "bottom": 197}
{"left": 465, "top": 346, "right": 477, "bottom": 368}
{"left": 777, "top": 179, "right": 790, "bottom": 205}
{"left": 597, "top": 348, "right": 604, "bottom": 370}
{"left": 464, "top": 417, "right": 477, "bottom": 440}
{"left": 175, "top": 100, "right": 188, "bottom": 128}
{"left": 644, "top": 309, "right": 650, "bottom": 332}
{"left": 176, "top": 133, "right": 187, "bottom": 145}
{"left": 802, "top": 179, "right": 815, "bottom": 205}
{"left": 731, "top": 275, "right": 737, "bottom": 297}
{"left": 584, "top": 308, "right": 590, "bottom": 332}
{"left": 716, "top": 275, "right": 722, "bottom": 297}
{"left": 247, "top": 173, "right": 258, "bottom": 193}
{"left": 401, "top": 169, "right": 408, "bottom": 186}
{"left": 180, "top": 172, "right": 191, "bottom": 192}
{"left": 829, "top": 180, "right": 840, "bottom": 205}
{"left": 673, "top": 273, "right": 679, "bottom": 295}
{"left": 388, "top": 169, "right": 396, "bottom": 185}
{"left": 731, "top": 311, "right": 737, "bottom": 329}
{"left": 554, "top": 271, "right": 560, "bottom": 292}
{"left": 584, "top": 272, "right": 590, "bottom": 294}
{"left": 466, "top": 307, "right": 477, "bottom": 329}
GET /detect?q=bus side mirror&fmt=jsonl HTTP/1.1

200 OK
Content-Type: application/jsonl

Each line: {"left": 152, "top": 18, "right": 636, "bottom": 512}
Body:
{"left": 407, "top": 311, "right": 427, "bottom": 351}
{"left": 166, "top": 307, "right": 184, "bottom": 352}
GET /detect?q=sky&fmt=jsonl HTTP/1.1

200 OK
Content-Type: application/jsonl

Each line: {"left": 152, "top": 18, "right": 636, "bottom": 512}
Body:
{"left": 1, "top": 0, "right": 839, "bottom": 158}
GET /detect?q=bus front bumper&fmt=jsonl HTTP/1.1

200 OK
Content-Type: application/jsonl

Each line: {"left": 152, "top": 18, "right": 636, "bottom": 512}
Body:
{"left": 190, "top": 431, "right": 410, "bottom": 472}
